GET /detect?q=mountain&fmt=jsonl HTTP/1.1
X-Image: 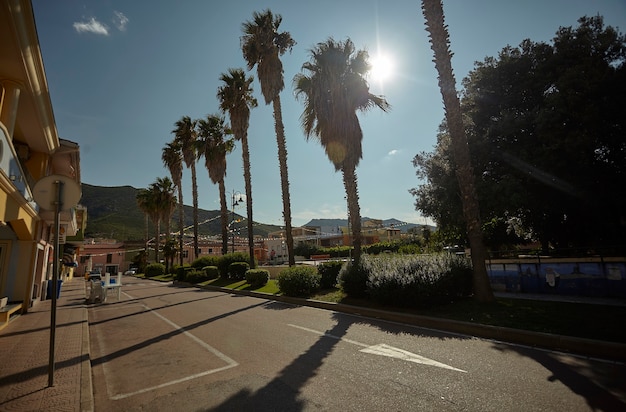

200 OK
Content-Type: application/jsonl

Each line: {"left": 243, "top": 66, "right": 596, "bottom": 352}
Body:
{"left": 80, "top": 184, "right": 281, "bottom": 240}
{"left": 79, "top": 184, "right": 434, "bottom": 241}
{"left": 303, "top": 218, "right": 435, "bottom": 233}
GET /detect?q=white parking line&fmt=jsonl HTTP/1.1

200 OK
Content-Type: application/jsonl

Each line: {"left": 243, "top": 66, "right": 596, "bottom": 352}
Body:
{"left": 98, "top": 292, "right": 238, "bottom": 400}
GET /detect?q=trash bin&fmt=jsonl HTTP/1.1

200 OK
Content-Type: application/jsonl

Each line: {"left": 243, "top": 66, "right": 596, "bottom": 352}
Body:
{"left": 46, "top": 279, "right": 63, "bottom": 300}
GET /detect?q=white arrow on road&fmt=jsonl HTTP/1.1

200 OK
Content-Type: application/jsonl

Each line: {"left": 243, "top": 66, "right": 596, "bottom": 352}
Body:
{"left": 289, "top": 324, "right": 466, "bottom": 373}
{"left": 360, "top": 343, "right": 466, "bottom": 372}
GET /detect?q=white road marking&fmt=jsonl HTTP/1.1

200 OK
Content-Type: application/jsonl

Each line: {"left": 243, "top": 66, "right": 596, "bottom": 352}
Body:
{"left": 361, "top": 344, "right": 466, "bottom": 372}
{"left": 95, "top": 292, "right": 238, "bottom": 400}
{"left": 288, "top": 323, "right": 466, "bottom": 373}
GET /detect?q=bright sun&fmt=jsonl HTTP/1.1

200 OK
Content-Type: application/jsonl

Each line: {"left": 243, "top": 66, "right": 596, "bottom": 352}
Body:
{"left": 369, "top": 53, "right": 394, "bottom": 83}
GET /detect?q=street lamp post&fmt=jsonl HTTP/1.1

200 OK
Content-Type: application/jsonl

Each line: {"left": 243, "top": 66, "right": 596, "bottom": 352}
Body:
{"left": 229, "top": 190, "right": 243, "bottom": 253}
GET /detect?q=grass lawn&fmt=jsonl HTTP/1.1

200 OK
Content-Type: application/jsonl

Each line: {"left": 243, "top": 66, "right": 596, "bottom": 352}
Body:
{"left": 146, "top": 275, "right": 626, "bottom": 344}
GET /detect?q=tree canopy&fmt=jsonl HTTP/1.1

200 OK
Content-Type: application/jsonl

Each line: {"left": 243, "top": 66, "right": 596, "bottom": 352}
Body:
{"left": 412, "top": 15, "right": 626, "bottom": 254}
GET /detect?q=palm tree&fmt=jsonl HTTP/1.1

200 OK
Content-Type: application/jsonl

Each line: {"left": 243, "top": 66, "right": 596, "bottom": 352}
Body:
{"left": 217, "top": 68, "right": 258, "bottom": 268}
{"left": 155, "top": 176, "right": 177, "bottom": 272}
{"left": 294, "top": 38, "right": 389, "bottom": 266}
{"left": 172, "top": 116, "right": 200, "bottom": 260}
{"left": 136, "top": 188, "right": 156, "bottom": 260}
{"left": 162, "top": 140, "right": 185, "bottom": 266}
{"left": 136, "top": 178, "right": 175, "bottom": 264}
{"left": 197, "top": 114, "right": 235, "bottom": 255}
{"left": 421, "top": 0, "right": 494, "bottom": 302}
{"left": 241, "top": 10, "right": 297, "bottom": 266}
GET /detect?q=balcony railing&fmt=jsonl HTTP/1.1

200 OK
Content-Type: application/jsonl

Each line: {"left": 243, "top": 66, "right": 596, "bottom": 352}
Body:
{"left": 0, "top": 124, "right": 37, "bottom": 210}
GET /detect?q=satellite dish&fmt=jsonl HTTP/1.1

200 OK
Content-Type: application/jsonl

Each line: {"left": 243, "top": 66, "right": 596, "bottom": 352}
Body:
{"left": 32, "top": 174, "right": 82, "bottom": 211}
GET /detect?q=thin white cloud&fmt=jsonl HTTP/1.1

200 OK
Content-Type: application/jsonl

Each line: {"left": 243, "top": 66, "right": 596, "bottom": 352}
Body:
{"left": 113, "top": 11, "right": 129, "bottom": 31}
{"left": 73, "top": 17, "right": 109, "bottom": 35}
{"left": 388, "top": 149, "right": 399, "bottom": 156}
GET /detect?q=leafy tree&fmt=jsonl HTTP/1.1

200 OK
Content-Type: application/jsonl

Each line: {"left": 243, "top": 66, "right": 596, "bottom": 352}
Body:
{"left": 162, "top": 140, "right": 184, "bottom": 266}
{"left": 413, "top": 15, "right": 626, "bottom": 256}
{"left": 241, "top": 9, "right": 297, "bottom": 266}
{"left": 421, "top": 0, "right": 494, "bottom": 302}
{"left": 196, "top": 114, "right": 235, "bottom": 255}
{"left": 172, "top": 116, "right": 200, "bottom": 259}
{"left": 217, "top": 68, "right": 258, "bottom": 268}
{"left": 294, "top": 38, "right": 389, "bottom": 266}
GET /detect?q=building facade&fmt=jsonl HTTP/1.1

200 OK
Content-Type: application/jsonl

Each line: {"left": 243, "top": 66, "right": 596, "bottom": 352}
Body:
{"left": 1, "top": 0, "right": 82, "bottom": 311}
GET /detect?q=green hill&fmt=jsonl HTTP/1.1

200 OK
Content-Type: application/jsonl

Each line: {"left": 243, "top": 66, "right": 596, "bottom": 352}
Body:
{"left": 80, "top": 183, "right": 281, "bottom": 240}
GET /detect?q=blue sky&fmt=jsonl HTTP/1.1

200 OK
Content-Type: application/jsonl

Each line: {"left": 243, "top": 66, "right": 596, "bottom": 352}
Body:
{"left": 32, "top": 1, "right": 625, "bottom": 228}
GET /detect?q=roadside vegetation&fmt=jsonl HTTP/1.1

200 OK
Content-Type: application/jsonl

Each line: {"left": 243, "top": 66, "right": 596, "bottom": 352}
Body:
{"left": 131, "top": 250, "right": 626, "bottom": 344}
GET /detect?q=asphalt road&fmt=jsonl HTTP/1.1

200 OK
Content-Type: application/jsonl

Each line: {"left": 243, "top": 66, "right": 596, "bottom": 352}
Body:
{"left": 87, "top": 277, "right": 626, "bottom": 411}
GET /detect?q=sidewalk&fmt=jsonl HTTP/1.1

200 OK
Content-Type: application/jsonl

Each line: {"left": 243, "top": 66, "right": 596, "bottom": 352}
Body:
{"left": 0, "top": 279, "right": 93, "bottom": 411}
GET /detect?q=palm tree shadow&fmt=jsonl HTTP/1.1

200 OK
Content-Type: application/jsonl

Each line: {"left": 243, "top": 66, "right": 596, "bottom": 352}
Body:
{"left": 492, "top": 344, "right": 626, "bottom": 410}
{"left": 208, "top": 313, "right": 353, "bottom": 411}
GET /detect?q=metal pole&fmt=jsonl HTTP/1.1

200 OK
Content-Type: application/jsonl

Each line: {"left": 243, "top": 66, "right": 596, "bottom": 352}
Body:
{"left": 48, "top": 180, "right": 64, "bottom": 387}
{"left": 231, "top": 193, "right": 235, "bottom": 254}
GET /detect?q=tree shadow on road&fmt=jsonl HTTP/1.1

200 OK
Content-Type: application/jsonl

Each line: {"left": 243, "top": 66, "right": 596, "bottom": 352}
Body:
{"left": 207, "top": 313, "right": 353, "bottom": 411}
{"left": 492, "top": 343, "right": 626, "bottom": 410}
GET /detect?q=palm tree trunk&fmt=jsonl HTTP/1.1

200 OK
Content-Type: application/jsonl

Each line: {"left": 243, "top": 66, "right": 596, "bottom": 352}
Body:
{"left": 154, "top": 220, "right": 160, "bottom": 264}
{"left": 422, "top": 0, "right": 494, "bottom": 302}
{"left": 342, "top": 166, "right": 362, "bottom": 265}
{"left": 272, "top": 96, "right": 295, "bottom": 266}
{"left": 191, "top": 162, "right": 199, "bottom": 259}
{"left": 241, "top": 135, "right": 255, "bottom": 268}
{"left": 177, "top": 184, "right": 184, "bottom": 266}
{"left": 164, "top": 212, "right": 171, "bottom": 273}
{"left": 219, "top": 179, "right": 229, "bottom": 255}
{"left": 144, "top": 214, "right": 149, "bottom": 257}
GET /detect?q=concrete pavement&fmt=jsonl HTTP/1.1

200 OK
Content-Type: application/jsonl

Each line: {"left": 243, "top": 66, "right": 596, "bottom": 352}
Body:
{"left": 1, "top": 276, "right": 625, "bottom": 411}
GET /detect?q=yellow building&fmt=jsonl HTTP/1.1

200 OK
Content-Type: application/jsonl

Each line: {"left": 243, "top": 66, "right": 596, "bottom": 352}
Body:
{"left": 1, "top": 0, "right": 82, "bottom": 312}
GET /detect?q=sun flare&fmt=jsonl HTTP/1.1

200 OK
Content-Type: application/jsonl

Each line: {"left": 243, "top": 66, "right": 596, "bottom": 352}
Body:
{"left": 369, "top": 53, "right": 394, "bottom": 83}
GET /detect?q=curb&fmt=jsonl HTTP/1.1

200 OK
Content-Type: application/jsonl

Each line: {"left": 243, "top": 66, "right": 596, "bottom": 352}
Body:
{"left": 198, "top": 283, "right": 626, "bottom": 363}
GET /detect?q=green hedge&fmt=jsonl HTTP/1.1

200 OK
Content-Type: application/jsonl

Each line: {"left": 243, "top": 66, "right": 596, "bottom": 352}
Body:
{"left": 229, "top": 262, "right": 250, "bottom": 280}
{"left": 203, "top": 266, "right": 220, "bottom": 280}
{"left": 145, "top": 263, "right": 166, "bottom": 278}
{"left": 365, "top": 253, "right": 472, "bottom": 307}
{"left": 339, "top": 263, "right": 369, "bottom": 298}
{"left": 218, "top": 252, "right": 252, "bottom": 277}
{"left": 245, "top": 269, "right": 270, "bottom": 288}
{"left": 192, "top": 256, "right": 220, "bottom": 269}
{"left": 277, "top": 266, "right": 321, "bottom": 297}
{"left": 317, "top": 260, "right": 343, "bottom": 289}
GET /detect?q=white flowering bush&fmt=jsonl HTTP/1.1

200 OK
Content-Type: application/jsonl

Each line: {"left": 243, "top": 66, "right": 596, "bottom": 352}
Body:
{"left": 364, "top": 253, "right": 472, "bottom": 307}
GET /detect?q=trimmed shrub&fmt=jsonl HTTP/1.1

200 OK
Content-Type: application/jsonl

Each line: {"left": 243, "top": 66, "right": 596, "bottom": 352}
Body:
{"left": 365, "top": 253, "right": 473, "bottom": 308}
{"left": 277, "top": 266, "right": 321, "bottom": 297}
{"left": 317, "top": 260, "right": 344, "bottom": 289}
{"left": 175, "top": 266, "right": 186, "bottom": 281}
{"left": 339, "top": 262, "right": 369, "bottom": 298}
{"left": 229, "top": 262, "right": 250, "bottom": 280}
{"left": 203, "top": 266, "right": 220, "bottom": 280}
{"left": 185, "top": 269, "right": 208, "bottom": 284}
{"left": 218, "top": 252, "right": 251, "bottom": 277}
{"left": 192, "top": 256, "right": 220, "bottom": 269}
{"left": 145, "top": 263, "right": 166, "bottom": 278}
{"left": 245, "top": 269, "right": 270, "bottom": 288}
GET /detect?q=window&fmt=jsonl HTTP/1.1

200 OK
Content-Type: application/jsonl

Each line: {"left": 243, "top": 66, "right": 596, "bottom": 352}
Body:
{"left": 106, "top": 254, "right": 112, "bottom": 263}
